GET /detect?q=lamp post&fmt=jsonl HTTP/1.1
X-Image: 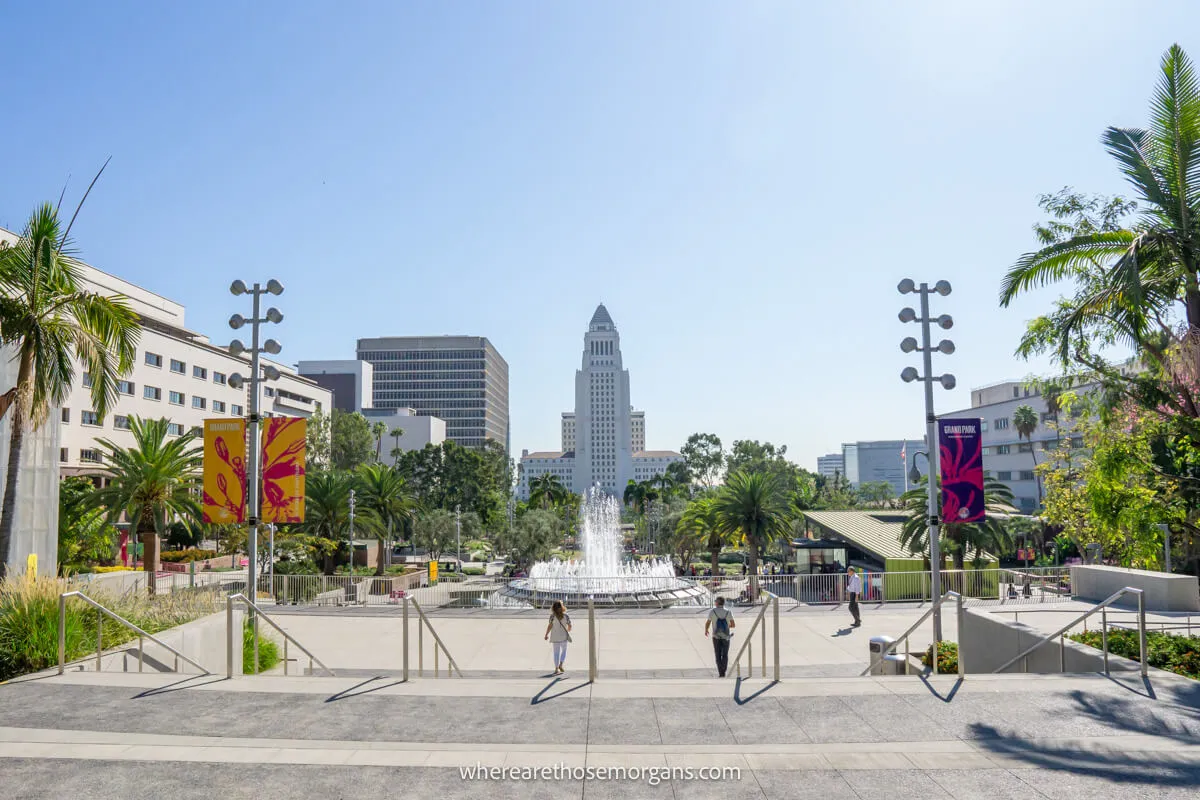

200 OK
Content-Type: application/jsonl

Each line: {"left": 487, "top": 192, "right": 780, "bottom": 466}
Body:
{"left": 227, "top": 279, "right": 285, "bottom": 608}
{"left": 454, "top": 504, "right": 462, "bottom": 574}
{"left": 347, "top": 488, "right": 356, "bottom": 582}
{"left": 898, "top": 278, "right": 956, "bottom": 643}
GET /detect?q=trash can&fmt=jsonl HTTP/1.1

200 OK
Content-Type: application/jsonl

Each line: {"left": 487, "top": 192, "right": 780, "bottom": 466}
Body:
{"left": 868, "top": 635, "right": 896, "bottom": 676}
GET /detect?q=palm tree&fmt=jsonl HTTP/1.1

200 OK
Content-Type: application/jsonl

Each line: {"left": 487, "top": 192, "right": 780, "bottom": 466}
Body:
{"left": 1000, "top": 45, "right": 1200, "bottom": 370}
{"left": 899, "top": 476, "right": 1016, "bottom": 570}
{"left": 296, "top": 471, "right": 381, "bottom": 574}
{"left": 389, "top": 428, "right": 404, "bottom": 464}
{"left": 652, "top": 472, "right": 675, "bottom": 501}
{"left": 679, "top": 497, "right": 727, "bottom": 578}
{"left": 623, "top": 479, "right": 659, "bottom": 514}
{"left": 712, "top": 471, "right": 792, "bottom": 599}
{"left": 0, "top": 203, "right": 139, "bottom": 576}
{"left": 1012, "top": 404, "right": 1042, "bottom": 506}
{"left": 371, "top": 421, "right": 388, "bottom": 462}
{"left": 529, "top": 474, "right": 568, "bottom": 510}
{"left": 355, "top": 463, "right": 415, "bottom": 575}
{"left": 90, "top": 417, "right": 201, "bottom": 592}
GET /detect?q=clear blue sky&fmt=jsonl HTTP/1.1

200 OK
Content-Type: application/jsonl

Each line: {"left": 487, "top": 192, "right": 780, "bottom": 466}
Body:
{"left": 2, "top": 2, "right": 1194, "bottom": 467}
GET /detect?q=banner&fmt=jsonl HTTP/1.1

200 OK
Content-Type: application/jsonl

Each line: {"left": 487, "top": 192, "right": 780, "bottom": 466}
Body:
{"left": 203, "top": 419, "right": 247, "bottom": 524}
{"left": 937, "top": 418, "right": 985, "bottom": 523}
{"left": 261, "top": 417, "right": 306, "bottom": 523}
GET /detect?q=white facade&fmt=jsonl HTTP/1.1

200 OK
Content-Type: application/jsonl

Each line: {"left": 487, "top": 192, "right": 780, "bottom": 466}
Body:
{"left": 816, "top": 453, "right": 844, "bottom": 479}
{"left": 297, "top": 359, "right": 374, "bottom": 412}
{"left": 518, "top": 305, "right": 680, "bottom": 500}
{"left": 360, "top": 407, "right": 446, "bottom": 463}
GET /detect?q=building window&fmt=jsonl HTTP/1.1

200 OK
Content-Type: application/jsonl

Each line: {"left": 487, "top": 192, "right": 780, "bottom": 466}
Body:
{"left": 996, "top": 445, "right": 1010, "bottom": 455}
{"left": 193, "top": 366, "right": 207, "bottom": 380}
{"left": 192, "top": 396, "right": 206, "bottom": 410}
{"left": 81, "top": 410, "right": 101, "bottom": 426}
{"left": 144, "top": 386, "right": 161, "bottom": 401}
{"left": 61, "top": 408, "right": 70, "bottom": 423}
{"left": 145, "top": 352, "right": 162, "bottom": 368}
{"left": 169, "top": 391, "right": 185, "bottom": 406}
{"left": 997, "top": 471, "right": 1013, "bottom": 481}
{"left": 170, "top": 359, "right": 186, "bottom": 374}
{"left": 980, "top": 421, "right": 989, "bottom": 432}
{"left": 117, "top": 380, "right": 134, "bottom": 395}
{"left": 213, "top": 372, "right": 226, "bottom": 385}
{"left": 82, "top": 372, "right": 93, "bottom": 388}
{"left": 1019, "top": 470, "right": 1035, "bottom": 481}
{"left": 190, "top": 426, "right": 202, "bottom": 436}
{"left": 1070, "top": 436, "right": 1084, "bottom": 449}
{"left": 1017, "top": 442, "right": 1033, "bottom": 453}
{"left": 114, "top": 415, "right": 131, "bottom": 430}
{"left": 166, "top": 423, "right": 184, "bottom": 436}
{"left": 264, "top": 387, "right": 275, "bottom": 397}
{"left": 232, "top": 404, "right": 244, "bottom": 416}
{"left": 80, "top": 449, "right": 102, "bottom": 464}
{"left": 213, "top": 400, "right": 226, "bottom": 413}
{"left": 994, "top": 418, "right": 1010, "bottom": 430}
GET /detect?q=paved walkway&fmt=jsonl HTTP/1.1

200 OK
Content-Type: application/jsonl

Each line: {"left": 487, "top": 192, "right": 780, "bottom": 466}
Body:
{"left": 2, "top": 670, "right": 1199, "bottom": 798}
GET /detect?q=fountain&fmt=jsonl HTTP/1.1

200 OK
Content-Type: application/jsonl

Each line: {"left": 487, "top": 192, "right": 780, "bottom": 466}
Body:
{"left": 496, "top": 488, "right": 709, "bottom": 608}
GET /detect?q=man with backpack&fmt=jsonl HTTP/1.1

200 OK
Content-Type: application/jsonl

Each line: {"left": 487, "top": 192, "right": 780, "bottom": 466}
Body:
{"left": 705, "top": 597, "right": 736, "bottom": 677}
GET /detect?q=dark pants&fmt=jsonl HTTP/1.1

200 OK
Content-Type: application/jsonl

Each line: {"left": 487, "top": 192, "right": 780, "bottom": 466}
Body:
{"left": 713, "top": 637, "right": 730, "bottom": 677}
{"left": 849, "top": 592, "right": 861, "bottom": 625}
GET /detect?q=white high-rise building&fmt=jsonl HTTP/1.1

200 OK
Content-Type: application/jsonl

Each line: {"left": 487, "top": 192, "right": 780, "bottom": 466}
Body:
{"left": 517, "top": 305, "right": 681, "bottom": 500}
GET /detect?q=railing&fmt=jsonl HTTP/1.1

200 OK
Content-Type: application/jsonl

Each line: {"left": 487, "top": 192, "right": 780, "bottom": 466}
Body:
{"left": 991, "top": 586, "right": 1148, "bottom": 677}
{"left": 731, "top": 591, "right": 781, "bottom": 681}
{"left": 226, "top": 594, "right": 334, "bottom": 678}
{"left": 403, "top": 596, "right": 462, "bottom": 679}
{"left": 860, "top": 591, "right": 965, "bottom": 678}
{"left": 57, "top": 591, "right": 211, "bottom": 676}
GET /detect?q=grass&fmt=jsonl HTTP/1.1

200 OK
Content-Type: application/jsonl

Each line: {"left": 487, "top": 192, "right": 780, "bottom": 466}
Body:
{"left": 242, "top": 620, "right": 280, "bottom": 674}
{"left": 1070, "top": 628, "right": 1200, "bottom": 680}
{"left": 0, "top": 573, "right": 220, "bottom": 681}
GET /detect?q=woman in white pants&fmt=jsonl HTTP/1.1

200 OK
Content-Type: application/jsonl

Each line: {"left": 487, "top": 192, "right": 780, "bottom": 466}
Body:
{"left": 544, "top": 601, "right": 572, "bottom": 674}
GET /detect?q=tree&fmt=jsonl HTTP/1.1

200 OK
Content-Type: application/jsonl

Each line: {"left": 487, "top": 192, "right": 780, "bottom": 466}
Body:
{"left": 58, "top": 476, "right": 114, "bottom": 572}
{"left": 0, "top": 203, "right": 140, "bottom": 576}
{"left": 501, "top": 509, "right": 561, "bottom": 571}
{"left": 412, "top": 509, "right": 457, "bottom": 565}
{"left": 330, "top": 410, "right": 374, "bottom": 471}
{"left": 623, "top": 479, "right": 659, "bottom": 514}
{"left": 354, "top": 463, "right": 416, "bottom": 574}
{"left": 665, "top": 461, "right": 693, "bottom": 496}
{"left": 857, "top": 481, "right": 895, "bottom": 508}
{"left": 680, "top": 433, "right": 723, "bottom": 488}
{"left": 371, "top": 421, "right": 388, "bottom": 462}
{"left": 305, "top": 407, "right": 331, "bottom": 471}
{"left": 1012, "top": 403, "right": 1042, "bottom": 505}
{"left": 528, "top": 473, "right": 568, "bottom": 510}
{"left": 389, "top": 427, "right": 405, "bottom": 464}
{"left": 396, "top": 440, "right": 511, "bottom": 530}
{"left": 712, "top": 471, "right": 793, "bottom": 598}
{"left": 295, "top": 471, "right": 380, "bottom": 574}
{"left": 898, "top": 476, "right": 1016, "bottom": 569}
{"left": 90, "top": 417, "right": 202, "bottom": 591}
{"left": 678, "top": 496, "right": 727, "bottom": 577}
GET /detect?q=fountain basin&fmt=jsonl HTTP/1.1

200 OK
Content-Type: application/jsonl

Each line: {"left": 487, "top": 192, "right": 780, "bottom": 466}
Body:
{"left": 496, "top": 576, "right": 710, "bottom": 608}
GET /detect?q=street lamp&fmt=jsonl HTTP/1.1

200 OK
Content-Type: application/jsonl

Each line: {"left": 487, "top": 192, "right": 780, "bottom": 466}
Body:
{"left": 227, "top": 279, "right": 285, "bottom": 607}
{"left": 898, "top": 278, "right": 956, "bottom": 642}
{"left": 348, "top": 489, "right": 356, "bottom": 582}
{"left": 455, "top": 504, "right": 462, "bottom": 573}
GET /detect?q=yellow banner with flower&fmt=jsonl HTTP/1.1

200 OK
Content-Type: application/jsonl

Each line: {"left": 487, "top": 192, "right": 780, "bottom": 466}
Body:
{"left": 203, "top": 419, "right": 246, "bottom": 523}
{"left": 261, "top": 417, "right": 306, "bottom": 523}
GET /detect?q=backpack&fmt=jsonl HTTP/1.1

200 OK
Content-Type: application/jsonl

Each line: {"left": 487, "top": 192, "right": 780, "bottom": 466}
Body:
{"left": 713, "top": 609, "right": 730, "bottom": 638}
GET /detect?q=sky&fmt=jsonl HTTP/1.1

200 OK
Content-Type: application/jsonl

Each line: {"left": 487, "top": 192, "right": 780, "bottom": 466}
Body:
{"left": 1, "top": 1, "right": 1195, "bottom": 468}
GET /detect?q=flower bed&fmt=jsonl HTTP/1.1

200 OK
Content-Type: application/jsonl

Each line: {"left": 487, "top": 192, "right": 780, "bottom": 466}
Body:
{"left": 1070, "top": 629, "right": 1200, "bottom": 680}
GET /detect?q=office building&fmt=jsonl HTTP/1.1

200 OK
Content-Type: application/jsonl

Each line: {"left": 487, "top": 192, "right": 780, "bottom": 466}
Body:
{"left": 356, "top": 336, "right": 509, "bottom": 451}
{"left": 517, "top": 305, "right": 681, "bottom": 500}
{"left": 360, "top": 407, "right": 446, "bottom": 462}
{"left": 816, "top": 453, "right": 844, "bottom": 479}
{"left": 842, "top": 439, "right": 926, "bottom": 496}
{"left": 298, "top": 359, "right": 373, "bottom": 413}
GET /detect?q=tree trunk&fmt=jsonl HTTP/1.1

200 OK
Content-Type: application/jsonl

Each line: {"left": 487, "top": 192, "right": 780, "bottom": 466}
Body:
{"left": 141, "top": 528, "right": 161, "bottom": 596}
{"left": 747, "top": 539, "right": 760, "bottom": 601}
{"left": 711, "top": 545, "right": 720, "bottom": 580}
{"left": 0, "top": 349, "right": 34, "bottom": 580}
{"left": 375, "top": 538, "right": 385, "bottom": 576}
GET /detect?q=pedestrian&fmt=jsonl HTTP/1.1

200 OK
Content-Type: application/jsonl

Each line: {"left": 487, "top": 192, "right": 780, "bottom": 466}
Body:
{"left": 544, "top": 600, "right": 572, "bottom": 674}
{"left": 846, "top": 566, "right": 862, "bottom": 628}
{"left": 705, "top": 596, "right": 736, "bottom": 677}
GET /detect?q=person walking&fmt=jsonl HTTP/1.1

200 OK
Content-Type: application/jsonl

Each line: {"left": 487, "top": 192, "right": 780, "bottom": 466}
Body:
{"left": 705, "top": 597, "right": 736, "bottom": 677}
{"left": 846, "top": 566, "right": 862, "bottom": 628}
{"left": 544, "top": 600, "right": 572, "bottom": 674}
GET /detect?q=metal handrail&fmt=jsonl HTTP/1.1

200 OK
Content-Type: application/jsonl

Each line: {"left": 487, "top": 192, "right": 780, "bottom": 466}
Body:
{"left": 404, "top": 597, "right": 462, "bottom": 678}
{"left": 226, "top": 593, "right": 334, "bottom": 678}
{"left": 731, "top": 591, "right": 780, "bottom": 681}
{"left": 58, "top": 591, "right": 211, "bottom": 676}
{"left": 860, "top": 591, "right": 964, "bottom": 677}
{"left": 991, "top": 586, "right": 1147, "bottom": 677}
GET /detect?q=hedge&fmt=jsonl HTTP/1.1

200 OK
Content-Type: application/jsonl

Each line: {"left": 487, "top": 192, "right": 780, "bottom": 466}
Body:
{"left": 1070, "top": 629, "right": 1200, "bottom": 680}
{"left": 160, "top": 549, "right": 218, "bottom": 563}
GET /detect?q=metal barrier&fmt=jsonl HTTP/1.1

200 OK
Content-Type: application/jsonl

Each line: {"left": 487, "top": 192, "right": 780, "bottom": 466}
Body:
{"left": 403, "top": 597, "right": 462, "bottom": 679}
{"left": 731, "top": 591, "right": 781, "bottom": 681}
{"left": 226, "top": 593, "right": 334, "bottom": 678}
{"left": 860, "top": 591, "right": 965, "bottom": 678}
{"left": 991, "top": 586, "right": 1148, "bottom": 677}
{"left": 57, "top": 591, "right": 211, "bottom": 676}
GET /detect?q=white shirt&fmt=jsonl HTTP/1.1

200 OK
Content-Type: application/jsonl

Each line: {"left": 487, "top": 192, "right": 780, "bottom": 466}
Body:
{"left": 847, "top": 573, "right": 862, "bottom": 594}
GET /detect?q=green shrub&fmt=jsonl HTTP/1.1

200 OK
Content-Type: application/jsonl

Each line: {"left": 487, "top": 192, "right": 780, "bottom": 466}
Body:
{"left": 272, "top": 559, "right": 319, "bottom": 575}
{"left": 242, "top": 621, "right": 280, "bottom": 674}
{"left": 93, "top": 566, "right": 132, "bottom": 573}
{"left": 1070, "top": 629, "right": 1200, "bottom": 680}
{"left": 462, "top": 567, "right": 485, "bottom": 576}
{"left": 921, "top": 641, "right": 959, "bottom": 673}
{"left": 160, "top": 549, "right": 218, "bottom": 564}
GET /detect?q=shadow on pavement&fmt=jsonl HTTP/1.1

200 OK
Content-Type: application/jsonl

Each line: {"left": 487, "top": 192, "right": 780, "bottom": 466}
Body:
{"left": 733, "top": 677, "right": 778, "bottom": 705}
{"left": 918, "top": 675, "right": 963, "bottom": 703}
{"left": 131, "top": 675, "right": 226, "bottom": 698}
{"left": 531, "top": 676, "right": 590, "bottom": 705}
{"left": 325, "top": 677, "right": 407, "bottom": 703}
{"left": 969, "top": 678, "right": 1200, "bottom": 786}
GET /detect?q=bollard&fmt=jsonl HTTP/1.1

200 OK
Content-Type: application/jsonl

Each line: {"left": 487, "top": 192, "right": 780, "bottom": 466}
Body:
{"left": 772, "top": 596, "right": 780, "bottom": 682}
{"left": 58, "top": 595, "right": 66, "bottom": 676}
{"left": 588, "top": 599, "right": 597, "bottom": 682}
{"left": 403, "top": 596, "right": 410, "bottom": 681}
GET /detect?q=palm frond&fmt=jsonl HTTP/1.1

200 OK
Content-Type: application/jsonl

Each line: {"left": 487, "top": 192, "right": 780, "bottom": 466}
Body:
{"left": 1000, "top": 230, "right": 1136, "bottom": 306}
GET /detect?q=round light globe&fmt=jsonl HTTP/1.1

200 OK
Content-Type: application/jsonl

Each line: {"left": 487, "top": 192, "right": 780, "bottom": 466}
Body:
{"left": 900, "top": 337, "right": 919, "bottom": 353}
{"left": 897, "top": 278, "right": 916, "bottom": 295}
